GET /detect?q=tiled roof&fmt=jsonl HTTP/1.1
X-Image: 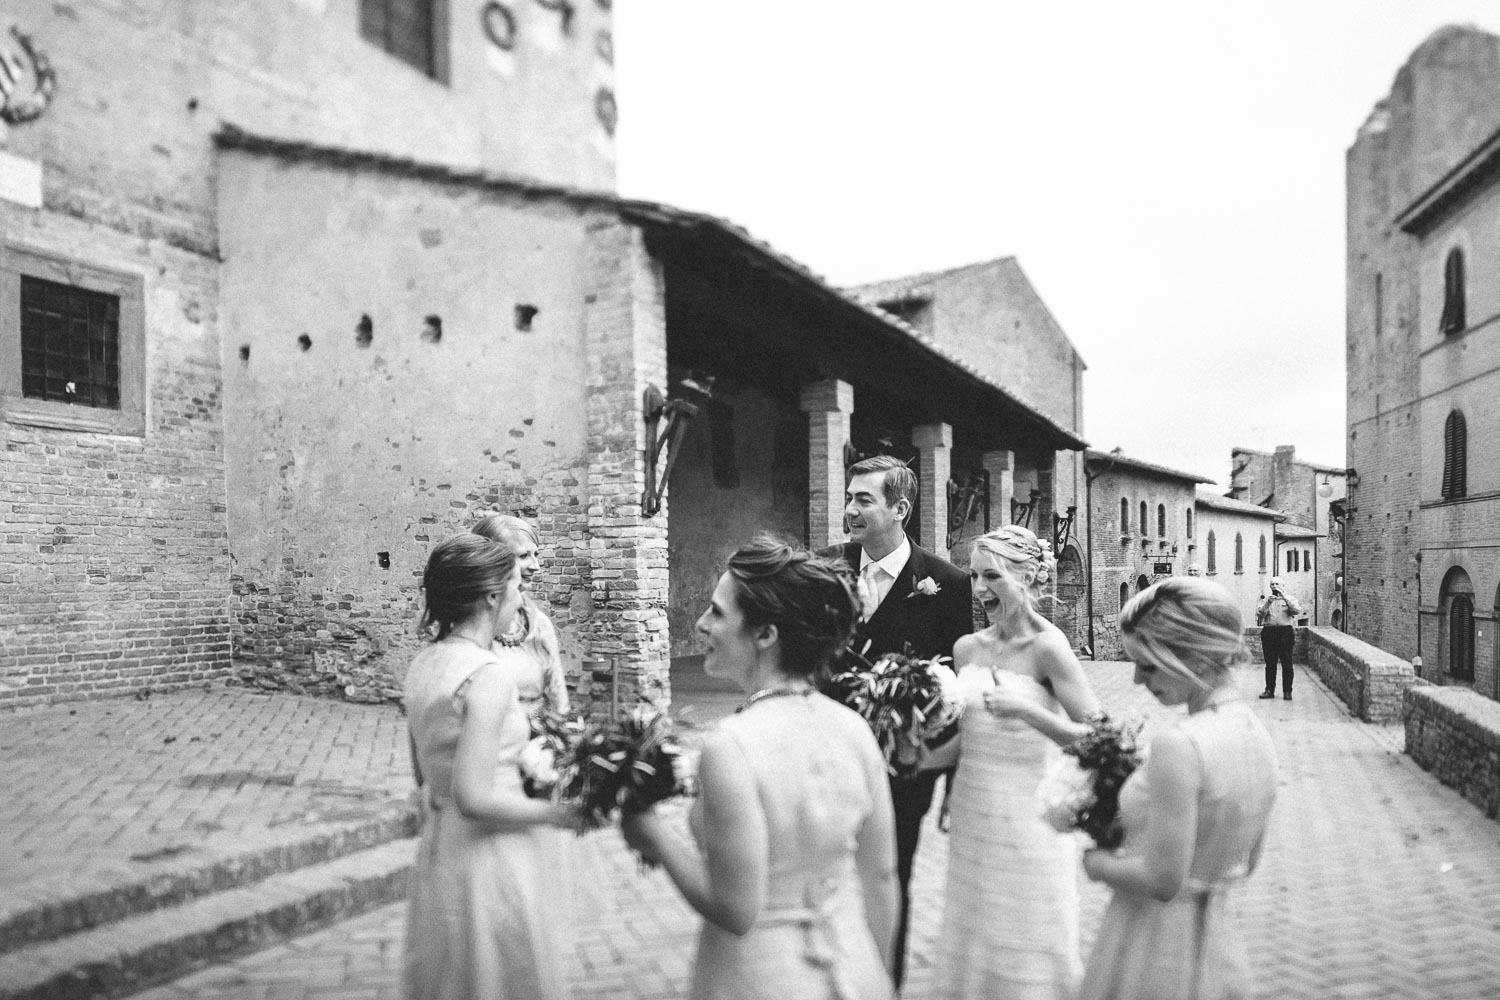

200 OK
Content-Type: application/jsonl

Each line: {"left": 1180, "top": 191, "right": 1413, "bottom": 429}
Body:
{"left": 1230, "top": 446, "right": 1347, "bottom": 476}
{"left": 1084, "top": 449, "right": 1214, "bottom": 485}
{"left": 1275, "top": 522, "right": 1321, "bottom": 539}
{"left": 1194, "top": 490, "right": 1286, "bottom": 520}
{"left": 844, "top": 257, "right": 1017, "bottom": 305}
{"left": 214, "top": 126, "right": 1086, "bottom": 451}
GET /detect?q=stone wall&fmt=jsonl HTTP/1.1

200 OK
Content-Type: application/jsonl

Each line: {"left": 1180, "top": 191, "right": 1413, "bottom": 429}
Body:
{"left": 1242, "top": 626, "right": 1310, "bottom": 666}
{"left": 218, "top": 149, "right": 603, "bottom": 703}
{"left": 1299, "top": 626, "right": 1416, "bottom": 722}
{"left": 0, "top": 200, "right": 229, "bottom": 709}
{"left": 1404, "top": 683, "right": 1500, "bottom": 818}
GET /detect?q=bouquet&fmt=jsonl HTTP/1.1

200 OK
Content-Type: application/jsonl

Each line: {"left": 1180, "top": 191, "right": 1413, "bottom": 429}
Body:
{"left": 825, "top": 644, "right": 965, "bottom": 777}
{"left": 518, "top": 708, "right": 583, "bottom": 800}
{"left": 1036, "top": 712, "right": 1143, "bottom": 849}
{"left": 551, "top": 708, "right": 691, "bottom": 832}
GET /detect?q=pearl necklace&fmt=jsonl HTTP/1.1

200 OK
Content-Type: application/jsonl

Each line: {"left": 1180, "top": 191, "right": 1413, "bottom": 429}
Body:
{"left": 737, "top": 685, "right": 815, "bottom": 713}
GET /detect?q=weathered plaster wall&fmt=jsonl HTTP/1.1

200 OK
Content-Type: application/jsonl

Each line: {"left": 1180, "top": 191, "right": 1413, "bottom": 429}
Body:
{"left": 1194, "top": 506, "right": 1274, "bottom": 630}
{"left": 7, "top": 0, "right": 614, "bottom": 230}
{"left": 666, "top": 384, "right": 807, "bottom": 659}
{"left": 0, "top": 205, "right": 229, "bottom": 707}
{"left": 218, "top": 151, "right": 598, "bottom": 700}
{"left": 927, "top": 260, "right": 1083, "bottom": 437}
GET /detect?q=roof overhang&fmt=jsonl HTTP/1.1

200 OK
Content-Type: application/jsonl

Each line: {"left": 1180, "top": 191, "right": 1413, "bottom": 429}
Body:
{"left": 1395, "top": 121, "right": 1500, "bottom": 237}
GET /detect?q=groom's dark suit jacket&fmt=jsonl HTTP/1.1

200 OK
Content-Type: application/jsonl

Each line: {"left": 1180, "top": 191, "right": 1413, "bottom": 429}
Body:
{"left": 834, "top": 537, "right": 972, "bottom": 986}
{"left": 839, "top": 539, "right": 973, "bottom": 667}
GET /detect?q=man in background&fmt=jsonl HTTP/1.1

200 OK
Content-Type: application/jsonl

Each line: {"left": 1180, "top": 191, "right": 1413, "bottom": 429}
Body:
{"left": 1257, "top": 576, "right": 1303, "bottom": 701}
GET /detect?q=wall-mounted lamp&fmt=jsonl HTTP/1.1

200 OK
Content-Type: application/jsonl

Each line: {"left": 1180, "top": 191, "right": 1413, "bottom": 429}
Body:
{"left": 642, "top": 380, "right": 709, "bottom": 517}
{"left": 947, "top": 470, "right": 991, "bottom": 550}
{"left": 1011, "top": 488, "right": 1042, "bottom": 529}
{"left": 1052, "top": 504, "right": 1077, "bottom": 556}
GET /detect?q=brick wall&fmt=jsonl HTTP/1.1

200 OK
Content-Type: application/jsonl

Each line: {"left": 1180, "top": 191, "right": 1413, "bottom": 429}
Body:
{"left": 0, "top": 208, "right": 229, "bottom": 708}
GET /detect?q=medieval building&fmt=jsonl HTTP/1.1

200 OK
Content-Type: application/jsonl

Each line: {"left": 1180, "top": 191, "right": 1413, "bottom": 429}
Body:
{"left": 0, "top": 1, "right": 1081, "bottom": 709}
{"left": 1346, "top": 24, "right": 1500, "bottom": 696}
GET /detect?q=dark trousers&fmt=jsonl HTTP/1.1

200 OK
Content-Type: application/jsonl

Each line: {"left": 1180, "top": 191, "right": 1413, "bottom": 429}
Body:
{"left": 889, "top": 768, "right": 940, "bottom": 988}
{"left": 1262, "top": 624, "right": 1295, "bottom": 693}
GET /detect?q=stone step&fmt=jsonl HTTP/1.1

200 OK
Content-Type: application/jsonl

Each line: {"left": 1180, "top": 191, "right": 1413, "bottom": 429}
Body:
{"left": 0, "top": 801, "right": 417, "bottom": 955}
{"left": 0, "top": 837, "right": 417, "bottom": 1000}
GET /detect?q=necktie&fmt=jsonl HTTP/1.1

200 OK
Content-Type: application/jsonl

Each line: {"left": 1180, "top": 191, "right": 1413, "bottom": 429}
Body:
{"left": 858, "top": 563, "right": 882, "bottom": 621}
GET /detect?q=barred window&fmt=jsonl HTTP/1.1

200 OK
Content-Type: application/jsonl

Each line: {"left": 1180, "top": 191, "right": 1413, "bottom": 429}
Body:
{"left": 1442, "top": 410, "right": 1467, "bottom": 500}
{"left": 20, "top": 276, "right": 120, "bottom": 409}
{"left": 360, "top": 0, "right": 447, "bottom": 80}
{"left": 2, "top": 244, "right": 144, "bottom": 435}
{"left": 1441, "top": 248, "right": 1466, "bottom": 335}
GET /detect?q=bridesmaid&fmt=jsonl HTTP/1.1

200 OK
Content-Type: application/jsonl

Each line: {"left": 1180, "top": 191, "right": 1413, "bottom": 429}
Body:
{"left": 1079, "top": 577, "right": 1278, "bottom": 1000}
{"left": 402, "top": 533, "right": 578, "bottom": 1000}
{"left": 472, "top": 513, "right": 569, "bottom": 716}
{"left": 622, "top": 535, "right": 899, "bottom": 1000}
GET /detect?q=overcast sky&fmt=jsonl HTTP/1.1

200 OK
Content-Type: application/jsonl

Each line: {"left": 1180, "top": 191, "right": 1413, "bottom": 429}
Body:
{"left": 612, "top": 1, "right": 1500, "bottom": 486}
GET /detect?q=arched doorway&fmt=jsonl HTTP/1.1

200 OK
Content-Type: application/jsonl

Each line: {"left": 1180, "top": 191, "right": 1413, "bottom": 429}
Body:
{"left": 1331, "top": 608, "right": 1342, "bottom": 632}
{"left": 1053, "top": 544, "right": 1085, "bottom": 647}
{"left": 1136, "top": 574, "right": 1150, "bottom": 594}
{"left": 1439, "top": 566, "right": 1475, "bottom": 683}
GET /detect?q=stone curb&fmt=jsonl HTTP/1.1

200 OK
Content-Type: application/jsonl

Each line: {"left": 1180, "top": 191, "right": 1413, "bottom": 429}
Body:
{"left": 0, "top": 801, "right": 417, "bottom": 955}
{"left": 0, "top": 838, "right": 417, "bottom": 1000}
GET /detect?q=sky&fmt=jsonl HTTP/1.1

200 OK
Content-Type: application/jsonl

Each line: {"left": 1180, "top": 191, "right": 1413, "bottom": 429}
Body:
{"left": 612, "top": 1, "right": 1500, "bottom": 487}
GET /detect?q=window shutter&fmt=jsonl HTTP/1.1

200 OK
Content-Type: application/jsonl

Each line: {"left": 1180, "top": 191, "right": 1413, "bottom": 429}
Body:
{"left": 1443, "top": 410, "right": 1467, "bottom": 499}
{"left": 1451, "top": 595, "right": 1475, "bottom": 681}
{"left": 1441, "top": 248, "right": 1466, "bottom": 335}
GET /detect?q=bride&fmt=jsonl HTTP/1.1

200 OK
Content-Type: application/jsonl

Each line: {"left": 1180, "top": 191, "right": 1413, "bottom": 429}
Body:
{"left": 927, "top": 525, "right": 1101, "bottom": 1000}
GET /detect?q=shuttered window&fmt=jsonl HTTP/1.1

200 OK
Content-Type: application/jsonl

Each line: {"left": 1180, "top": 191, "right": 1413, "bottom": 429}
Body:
{"left": 1234, "top": 533, "right": 1244, "bottom": 573}
{"left": 1442, "top": 410, "right": 1467, "bottom": 500}
{"left": 1206, "top": 531, "right": 1216, "bottom": 573}
{"left": 1450, "top": 595, "right": 1475, "bottom": 682}
{"left": 1441, "top": 248, "right": 1466, "bottom": 335}
{"left": 1259, "top": 535, "right": 1267, "bottom": 571}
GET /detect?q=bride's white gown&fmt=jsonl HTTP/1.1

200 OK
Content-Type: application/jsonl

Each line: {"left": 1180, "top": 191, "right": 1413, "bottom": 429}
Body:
{"left": 934, "top": 669, "right": 1082, "bottom": 1000}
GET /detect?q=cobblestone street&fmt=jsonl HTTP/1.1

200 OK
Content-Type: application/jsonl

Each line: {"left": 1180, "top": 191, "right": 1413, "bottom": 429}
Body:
{"left": 5, "top": 661, "right": 1479, "bottom": 1000}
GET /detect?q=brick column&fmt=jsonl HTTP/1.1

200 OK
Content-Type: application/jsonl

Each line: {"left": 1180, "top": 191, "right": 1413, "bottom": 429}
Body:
{"left": 983, "top": 450, "right": 1014, "bottom": 534}
{"left": 913, "top": 422, "right": 953, "bottom": 560}
{"left": 582, "top": 219, "right": 670, "bottom": 713}
{"left": 1035, "top": 455, "right": 1056, "bottom": 553}
{"left": 800, "top": 379, "right": 853, "bottom": 550}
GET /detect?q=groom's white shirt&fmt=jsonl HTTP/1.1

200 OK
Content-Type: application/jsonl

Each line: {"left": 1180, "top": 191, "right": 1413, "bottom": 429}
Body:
{"left": 858, "top": 535, "right": 911, "bottom": 610}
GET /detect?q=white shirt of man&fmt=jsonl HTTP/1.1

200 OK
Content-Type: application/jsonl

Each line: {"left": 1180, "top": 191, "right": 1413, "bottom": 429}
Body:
{"left": 859, "top": 535, "right": 912, "bottom": 618}
{"left": 1258, "top": 590, "right": 1304, "bottom": 626}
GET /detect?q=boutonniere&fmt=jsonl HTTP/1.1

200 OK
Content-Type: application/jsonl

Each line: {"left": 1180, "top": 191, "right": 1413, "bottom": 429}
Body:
{"left": 909, "top": 576, "right": 941, "bottom": 597}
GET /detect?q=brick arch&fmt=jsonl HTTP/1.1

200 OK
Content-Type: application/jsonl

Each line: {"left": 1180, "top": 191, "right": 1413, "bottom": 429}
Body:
{"left": 1436, "top": 561, "right": 1477, "bottom": 685}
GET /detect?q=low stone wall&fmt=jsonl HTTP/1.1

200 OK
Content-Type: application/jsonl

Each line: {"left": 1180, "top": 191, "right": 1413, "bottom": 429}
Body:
{"left": 1405, "top": 685, "right": 1500, "bottom": 819}
{"left": 1294, "top": 627, "right": 1416, "bottom": 722}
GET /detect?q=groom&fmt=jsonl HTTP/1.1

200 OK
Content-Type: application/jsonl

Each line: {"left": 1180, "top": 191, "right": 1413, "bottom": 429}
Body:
{"left": 836, "top": 455, "right": 972, "bottom": 987}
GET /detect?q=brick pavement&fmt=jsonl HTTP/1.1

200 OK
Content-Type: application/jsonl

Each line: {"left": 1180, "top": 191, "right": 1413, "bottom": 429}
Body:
{"left": 12, "top": 665, "right": 1500, "bottom": 999}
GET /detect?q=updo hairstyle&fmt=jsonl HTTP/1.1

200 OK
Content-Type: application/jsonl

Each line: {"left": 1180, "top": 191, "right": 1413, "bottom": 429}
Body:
{"left": 471, "top": 512, "right": 539, "bottom": 550}
{"left": 419, "top": 533, "right": 516, "bottom": 640}
{"left": 972, "top": 524, "right": 1056, "bottom": 602}
{"left": 1119, "top": 577, "right": 1248, "bottom": 690}
{"left": 725, "top": 534, "right": 859, "bottom": 678}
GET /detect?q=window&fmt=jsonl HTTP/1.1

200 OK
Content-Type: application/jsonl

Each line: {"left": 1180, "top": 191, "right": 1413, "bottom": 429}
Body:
{"left": 1234, "top": 533, "right": 1244, "bottom": 573}
{"left": 1120, "top": 498, "right": 1130, "bottom": 535}
{"left": 1259, "top": 535, "right": 1267, "bottom": 571}
{"left": 1206, "top": 530, "right": 1216, "bottom": 573}
{"left": 1303, "top": 547, "right": 1312, "bottom": 571}
{"left": 1157, "top": 504, "right": 1166, "bottom": 537}
{"left": 360, "top": 0, "right": 448, "bottom": 80}
{"left": 1, "top": 243, "right": 144, "bottom": 435}
{"left": 1119, "top": 582, "right": 1129, "bottom": 610}
{"left": 1450, "top": 595, "right": 1475, "bottom": 682}
{"left": 1442, "top": 410, "right": 1467, "bottom": 500}
{"left": 1186, "top": 508, "right": 1194, "bottom": 539}
{"left": 1289, "top": 549, "right": 1299, "bottom": 572}
{"left": 1441, "top": 247, "right": 1466, "bottom": 335}
{"left": 1139, "top": 501, "right": 1148, "bottom": 536}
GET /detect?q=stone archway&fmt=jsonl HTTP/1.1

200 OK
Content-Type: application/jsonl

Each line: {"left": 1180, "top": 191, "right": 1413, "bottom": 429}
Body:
{"left": 1439, "top": 566, "right": 1475, "bottom": 684}
{"left": 1053, "top": 544, "right": 1085, "bottom": 648}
